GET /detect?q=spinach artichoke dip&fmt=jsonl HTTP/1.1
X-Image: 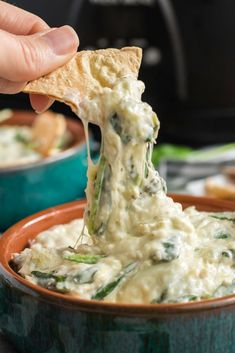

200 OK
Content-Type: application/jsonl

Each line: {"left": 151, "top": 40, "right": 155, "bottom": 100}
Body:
{"left": 0, "top": 125, "right": 42, "bottom": 167}
{"left": 0, "top": 111, "right": 70, "bottom": 168}
{"left": 13, "top": 48, "right": 235, "bottom": 304}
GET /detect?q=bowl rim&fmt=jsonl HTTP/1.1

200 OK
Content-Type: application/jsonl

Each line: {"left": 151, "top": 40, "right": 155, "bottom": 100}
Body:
{"left": 2, "top": 195, "right": 235, "bottom": 316}
{"left": 0, "top": 143, "right": 86, "bottom": 174}
{"left": 0, "top": 111, "right": 86, "bottom": 174}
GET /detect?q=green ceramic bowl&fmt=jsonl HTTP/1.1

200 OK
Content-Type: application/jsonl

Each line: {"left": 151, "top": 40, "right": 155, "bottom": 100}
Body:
{"left": 0, "top": 111, "right": 89, "bottom": 232}
{"left": 1, "top": 196, "right": 235, "bottom": 353}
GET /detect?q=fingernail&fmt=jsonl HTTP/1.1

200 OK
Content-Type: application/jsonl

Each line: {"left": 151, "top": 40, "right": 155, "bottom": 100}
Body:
{"left": 42, "top": 25, "right": 79, "bottom": 55}
{"left": 30, "top": 94, "right": 54, "bottom": 114}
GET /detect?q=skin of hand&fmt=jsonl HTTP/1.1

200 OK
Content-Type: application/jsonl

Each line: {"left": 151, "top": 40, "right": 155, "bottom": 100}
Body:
{"left": 0, "top": 1, "right": 79, "bottom": 112}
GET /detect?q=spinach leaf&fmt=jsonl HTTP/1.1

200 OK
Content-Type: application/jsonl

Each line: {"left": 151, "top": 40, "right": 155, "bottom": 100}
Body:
{"left": 110, "top": 113, "right": 131, "bottom": 144}
{"left": 211, "top": 215, "right": 235, "bottom": 223}
{"left": 92, "top": 262, "right": 138, "bottom": 300}
{"left": 63, "top": 253, "right": 105, "bottom": 264}
{"left": 162, "top": 241, "right": 179, "bottom": 262}
{"left": 152, "top": 294, "right": 199, "bottom": 304}
{"left": 144, "top": 179, "right": 161, "bottom": 195}
{"left": 32, "top": 268, "right": 97, "bottom": 289}
{"left": 127, "top": 157, "right": 141, "bottom": 185}
{"left": 88, "top": 156, "right": 108, "bottom": 235}
{"left": 171, "top": 295, "right": 198, "bottom": 303}
{"left": 15, "top": 132, "right": 28, "bottom": 144}
{"left": 214, "top": 232, "right": 230, "bottom": 239}
{"left": 31, "top": 271, "right": 66, "bottom": 283}
{"left": 151, "top": 289, "right": 168, "bottom": 304}
{"left": 144, "top": 143, "right": 152, "bottom": 178}
{"left": 221, "top": 249, "right": 235, "bottom": 259}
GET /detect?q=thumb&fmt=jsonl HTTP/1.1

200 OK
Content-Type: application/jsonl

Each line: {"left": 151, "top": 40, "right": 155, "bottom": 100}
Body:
{"left": 0, "top": 25, "right": 79, "bottom": 82}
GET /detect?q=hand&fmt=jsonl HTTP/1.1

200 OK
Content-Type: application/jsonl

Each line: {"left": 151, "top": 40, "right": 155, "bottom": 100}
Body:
{"left": 0, "top": 1, "right": 79, "bottom": 112}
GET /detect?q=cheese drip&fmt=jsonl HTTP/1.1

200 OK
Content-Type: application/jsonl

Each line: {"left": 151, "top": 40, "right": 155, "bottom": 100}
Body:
{"left": 13, "top": 76, "right": 235, "bottom": 304}
{"left": 81, "top": 78, "right": 192, "bottom": 242}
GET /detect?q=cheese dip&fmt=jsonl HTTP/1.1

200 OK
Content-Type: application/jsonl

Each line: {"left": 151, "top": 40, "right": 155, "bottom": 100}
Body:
{"left": 13, "top": 77, "right": 235, "bottom": 304}
{"left": 0, "top": 125, "right": 42, "bottom": 167}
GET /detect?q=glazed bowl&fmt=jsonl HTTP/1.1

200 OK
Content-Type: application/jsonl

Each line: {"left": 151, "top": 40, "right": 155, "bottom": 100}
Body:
{"left": 1, "top": 196, "right": 235, "bottom": 353}
{"left": 0, "top": 110, "right": 89, "bottom": 231}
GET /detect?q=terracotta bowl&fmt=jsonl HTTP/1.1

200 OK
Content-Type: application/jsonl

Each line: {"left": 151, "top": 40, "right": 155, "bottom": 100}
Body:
{"left": 1, "top": 195, "right": 235, "bottom": 353}
{"left": 0, "top": 196, "right": 235, "bottom": 353}
{"left": 0, "top": 110, "right": 89, "bottom": 231}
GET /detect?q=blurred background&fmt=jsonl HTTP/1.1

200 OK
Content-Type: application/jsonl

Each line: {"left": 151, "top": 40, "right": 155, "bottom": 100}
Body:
{"left": 2, "top": 0, "right": 235, "bottom": 197}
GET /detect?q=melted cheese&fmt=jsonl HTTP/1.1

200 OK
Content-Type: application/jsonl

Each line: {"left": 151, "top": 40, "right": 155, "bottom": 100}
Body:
{"left": 13, "top": 77, "right": 235, "bottom": 303}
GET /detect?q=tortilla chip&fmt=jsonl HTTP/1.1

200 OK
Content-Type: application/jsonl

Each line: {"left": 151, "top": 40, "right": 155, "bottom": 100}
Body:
{"left": 32, "top": 112, "right": 66, "bottom": 156}
{"left": 23, "top": 47, "right": 142, "bottom": 111}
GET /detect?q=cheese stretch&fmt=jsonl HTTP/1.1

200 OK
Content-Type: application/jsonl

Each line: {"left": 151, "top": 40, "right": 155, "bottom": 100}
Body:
{"left": 13, "top": 77, "right": 235, "bottom": 303}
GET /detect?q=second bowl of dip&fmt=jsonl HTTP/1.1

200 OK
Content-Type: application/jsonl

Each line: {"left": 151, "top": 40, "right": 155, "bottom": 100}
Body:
{"left": 0, "top": 110, "right": 89, "bottom": 231}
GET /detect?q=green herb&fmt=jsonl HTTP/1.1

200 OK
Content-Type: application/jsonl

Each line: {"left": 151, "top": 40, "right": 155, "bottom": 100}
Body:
{"left": 151, "top": 289, "right": 168, "bottom": 304}
{"left": 92, "top": 262, "right": 138, "bottom": 300}
{"left": 128, "top": 158, "right": 141, "bottom": 185}
{"left": 95, "top": 222, "right": 107, "bottom": 236}
{"left": 152, "top": 294, "right": 199, "bottom": 304}
{"left": 214, "top": 232, "right": 230, "bottom": 239}
{"left": 144, "top": 179, "right": 161, "bottom": 195}
{"left": 185, "top": 295, "right": 198, "bottom": 301}
{"left": 15, "top": 132, "right": 36, "bottom": 150}
{"left": 145, "top": 136, "right": 153, "bottom": 143}
{"left": 31, "top": 271, "right": 66, "bottom": 282}
{"left": 221, "top": 249, "right": 235, "bottom": 259}
{"left": 110, "top": 113, "right": 132, "bottom": 144}
{"left": 222, "top": 251, "right": 231, "bottom": 258}
{"left": 32, "top": 268, "right": 98, "bottom": 291}
{"left": 110, "top": 113, "right": 122, "bottom": 135}
{"left": 172, "top": 295, "right": 198, "bottom": 303}
{"left": 88, "top": 156, "right": 107, "bottom": 235}
{"left": 15, "top": 132, "right": 28, "bottom": 144}
{"left": 63, "top": 253, "right": 105, "bottom": 264}
{"left": 162, "top": 241, "right": 179, "bottom": 262}
{"left": 144, "top": 143, "right": 152, "bottom": 178}
{"left": 211, "top": 215, "right": 235, "bottom": 223}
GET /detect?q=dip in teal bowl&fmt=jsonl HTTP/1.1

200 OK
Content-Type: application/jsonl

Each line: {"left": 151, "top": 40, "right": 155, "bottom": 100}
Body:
{"left": 0, "top": 111, "right": 89, "bottom": 231}
{"left": 1, "top": 196, "right": 235, "bottom": 353}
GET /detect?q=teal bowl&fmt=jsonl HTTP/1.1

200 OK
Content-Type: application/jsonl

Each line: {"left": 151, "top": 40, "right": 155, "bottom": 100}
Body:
{"left": 1, "top": 196, "right": 235, "bottom": 353}
{"left": 0, "top": 111, "right": 88, "bottom": 232}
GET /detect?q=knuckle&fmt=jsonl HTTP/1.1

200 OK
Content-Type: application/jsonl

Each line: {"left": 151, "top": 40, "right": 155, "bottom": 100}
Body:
{"left": 18, "top": 40, "right": 43, "bottom": 80}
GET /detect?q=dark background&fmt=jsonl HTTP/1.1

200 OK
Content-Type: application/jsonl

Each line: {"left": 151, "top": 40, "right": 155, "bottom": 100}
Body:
{"left": 2, "top": 0, "right": 235, "bottom": 146}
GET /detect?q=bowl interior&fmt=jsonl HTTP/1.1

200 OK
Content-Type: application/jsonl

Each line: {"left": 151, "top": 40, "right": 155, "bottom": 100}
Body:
{"left": 2, "top": 195, "right": 235, "bottom": 313}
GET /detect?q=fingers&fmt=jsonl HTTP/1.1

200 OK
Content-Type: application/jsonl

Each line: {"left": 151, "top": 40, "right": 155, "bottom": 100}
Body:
{"left": 0, "top": 78, "right": 26, "bottom": 94}
{"left": 0, "top": 1, "right": 78, "bottom": 113}
{"left": 0, "top": 26, "right": 79, "bottom": 82}
{"left": 29, "top": 94, "right": 55, "bottom": 113}
{"left": 0, "top": 1, "right": 49, "bottom": 35}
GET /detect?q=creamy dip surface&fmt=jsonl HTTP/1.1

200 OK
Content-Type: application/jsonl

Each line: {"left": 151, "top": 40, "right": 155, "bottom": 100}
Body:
{"left": 0, "top": 125, "right": 42, "bottom": 167}
{"left": 13, "top": 77, "right": 235, "bottom": 304}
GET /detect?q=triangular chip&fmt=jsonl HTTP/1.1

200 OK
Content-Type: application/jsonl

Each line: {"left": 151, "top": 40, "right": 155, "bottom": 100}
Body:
{"left": 32, "top": 111, "right": 66, "bottom": 156}
{"left": 23, "top": 47, "right": 142, "bottom": 112}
